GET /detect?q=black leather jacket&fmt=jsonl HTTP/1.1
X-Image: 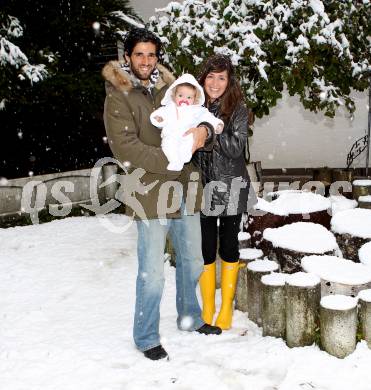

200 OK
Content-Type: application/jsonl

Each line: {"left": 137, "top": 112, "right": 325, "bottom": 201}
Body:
{"left": 193, "top": 100, "right": 257, "bottom": 217}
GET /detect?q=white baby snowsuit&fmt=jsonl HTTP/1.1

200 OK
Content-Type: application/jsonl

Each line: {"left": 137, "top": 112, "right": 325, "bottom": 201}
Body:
{"left": 150, "top": 73, "right": 224, "bottom": 171}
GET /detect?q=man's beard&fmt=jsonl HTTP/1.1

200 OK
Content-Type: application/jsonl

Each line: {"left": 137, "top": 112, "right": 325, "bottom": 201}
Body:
{"left": 131, "top": 66, "right": 153, "bottom": 81}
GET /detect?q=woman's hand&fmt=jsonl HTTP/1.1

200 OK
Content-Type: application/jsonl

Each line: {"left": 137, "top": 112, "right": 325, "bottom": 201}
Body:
{"left": 183, "top": 126, "right": 208, "bottom": 154}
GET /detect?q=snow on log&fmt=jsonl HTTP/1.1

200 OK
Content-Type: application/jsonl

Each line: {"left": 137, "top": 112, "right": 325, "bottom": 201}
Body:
{"left": 262, "top": 222, "right": 338, "bottom": 273}
{"left": 285, "top": 272, "right": 321, "bottom": 348}
{"left": 247, "top": 193, "right": 331, "bottom": 248}
{"left": 302, "top": 255, "right": 371, "bottom": 297}
{"left": 246, "top": 260, "right": 278, "bottom": 325}
{"left": 320, "top": 295, "right": 357, "bottom": 358}
{"left": 359, "top": 242, "right": 371, "bottom": 266}
{"left": 261, "top": 272, "right": 287, "bottom": 338}
{"left": 329, "top": 195, "right": 357, "bottom": 215}
{"left": 331, "top": 208, "right": 371, "bottom": 262}
{"left": 238, "top": 231, "right": 251, "bottom": 249}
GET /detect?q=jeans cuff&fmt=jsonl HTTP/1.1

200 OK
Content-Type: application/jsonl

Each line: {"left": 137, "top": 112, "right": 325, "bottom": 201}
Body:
{"left": 138, "top": 342, "right": 161, "bottom": 353}
{"left": 178, "top": 317, "right": 205, "bottom": 332}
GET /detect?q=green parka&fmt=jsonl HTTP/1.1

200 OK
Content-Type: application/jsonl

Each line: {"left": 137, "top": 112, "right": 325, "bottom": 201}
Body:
{"left": 102, "top": 61, "right": 212, "bottom": 220}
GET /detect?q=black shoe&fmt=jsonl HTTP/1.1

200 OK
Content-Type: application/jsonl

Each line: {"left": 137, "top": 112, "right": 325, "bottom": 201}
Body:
{"left": 143, "top": 345, "right": 169, "bottom": 361}
{"left": 195, "top": 323, "right": 222, "bottom": 335}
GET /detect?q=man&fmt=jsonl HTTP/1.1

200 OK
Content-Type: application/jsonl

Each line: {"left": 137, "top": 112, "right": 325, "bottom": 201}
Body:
{"left": 102, "top": 28, "right": 222, "bottom": 361}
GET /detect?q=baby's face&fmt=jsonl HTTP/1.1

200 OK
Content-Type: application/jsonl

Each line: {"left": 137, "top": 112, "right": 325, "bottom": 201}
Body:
{"left": 174, "top": 86, "right": 196, "bottom": 106}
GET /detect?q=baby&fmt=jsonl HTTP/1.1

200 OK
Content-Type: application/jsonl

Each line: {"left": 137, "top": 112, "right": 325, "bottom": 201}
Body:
{"left": 150, "top": 73, "right": 224, "bottom": 171}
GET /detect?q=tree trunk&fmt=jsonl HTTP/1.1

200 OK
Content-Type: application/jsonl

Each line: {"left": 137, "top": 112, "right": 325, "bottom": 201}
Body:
{"left": 320, "top": 297, "right": 357, "bottom": 358}
{"left": 246, "top": 212, "right": 284, "bottom": 248}
{"left": 286, "top": 280, "right": 321, "bottom": 347}
{"left": 359, "top": 291, "right": 371, "bottom": 348}
{"left": 352, "top": 183, "right": 371, "bottom": 200}
{"left": 320, "top": 279, "right": 371, "bottom": 298}
{"left": 238, "top": 231, "right": 251, "bottom": 249}
{"left": 236, "top": 250, "right": 264, "bottom": 312}
{"left": 235, "top": 260, "right": 250, "bottom": 312}
{"left": 334, "top": 233, "right": 370, "bottom": 263}
{"left": 261, "top": 239, "right": 335, "bottom": 273}
{"left": 358, "top": 200, "right": 371, "bottom": 209}
{"left": 284, "top": 210, "right": 331, "bottom": 230}
{"left": 246, "top": 260, "right": 279, "bottom": 325}
{"left": 261, "top": 273, "right": 287, "bottom": 338}
{"left": 247, "top": 210, "right": 331, "bottom": 249}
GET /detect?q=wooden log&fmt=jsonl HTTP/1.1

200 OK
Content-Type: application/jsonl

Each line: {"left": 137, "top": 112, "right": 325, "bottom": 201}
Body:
{"left": 359, "top": 291, "right": 371, "bottom": 348}
{"left": 246, "top": 212, "right": 285, "bottom": 248}
{"left": 284, "top": 210, "right": 331, "bottom": 230}
{"left": 246, "top": 259, "right": 278, "bottom": 325}
{"left": 321, "top": 279, "right": 371, "bottom": 298}
{"left": 235, "top": 249, "right": 263, "bottom": 312}
{"left": 302, "top": 255, "right": 371, "bottom": 297}
{"left": 358, "top": 289, "right": 371, "bottom": 348}
{"left": 262, "top": 222, "right": 338, "bottom": 273}
{"left": 320, "top": 295, "right": 357, "bottom": 358}
{"left": 247, "top": 192, "right": 332, "bottom": 248}
{"left": 261, "top": 273, "right": 287, "bottom": 338}
{"left": 358, "top": 195, "right": 371, "bottom": 210}
{"left": 270, "top": 192, "right": 332, "bottom": 229}
{"left": 352, "top": 179, "right": 371, "bottom": 200}
{"left": 261, "top": 240, "right": 335, "bottom": 274}
{"left": 331, "top": 208, "right": 371, "bottom": 262}
{"left": 332, "top": 168, "right": 355, "bottom": 184}
{"left": 334, "top": 233, "right": 370, "bottom": 263}
{"left": 286, "top": 272, "right": 321, "bottom": 348}
{"left": 238, "top": 231, "right": 251, "bottom": 249}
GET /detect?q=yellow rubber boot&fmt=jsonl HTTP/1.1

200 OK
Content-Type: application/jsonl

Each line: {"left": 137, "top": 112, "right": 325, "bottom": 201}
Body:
{"left": 199, "top": 262, "right": 216, "bottom": 324}
{"left": 215, "top": 260, "right": 239, "bottom": 330}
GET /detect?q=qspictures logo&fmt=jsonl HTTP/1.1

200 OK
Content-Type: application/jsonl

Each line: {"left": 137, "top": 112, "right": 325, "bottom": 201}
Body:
{"left": 19, "top": 157, "right": 352, "bottom": 233}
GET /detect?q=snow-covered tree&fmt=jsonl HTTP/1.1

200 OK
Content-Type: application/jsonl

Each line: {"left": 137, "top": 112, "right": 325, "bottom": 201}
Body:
{"left": 0, "top": 12, "right": 50, "bottom": 109}
{"left": 0, "top": 0, "right": 142, "bottom": 179}
{"left": 149, "top": 0, "right": 371, "bottom": 118}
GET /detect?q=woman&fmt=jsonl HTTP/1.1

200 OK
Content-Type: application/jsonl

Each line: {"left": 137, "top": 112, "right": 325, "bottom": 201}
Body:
{"left": 194, "top": 55, "right": 257, "bottom": 330}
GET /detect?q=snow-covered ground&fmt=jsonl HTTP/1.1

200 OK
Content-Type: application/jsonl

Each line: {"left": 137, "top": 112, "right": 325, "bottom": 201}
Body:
{"left": 1, "top": 214, "right": 371, "bottom": 390}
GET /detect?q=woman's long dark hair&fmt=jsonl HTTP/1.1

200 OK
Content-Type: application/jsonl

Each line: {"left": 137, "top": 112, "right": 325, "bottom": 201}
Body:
{"left": 198, "top": 54, "right": 244, "bottom": 122}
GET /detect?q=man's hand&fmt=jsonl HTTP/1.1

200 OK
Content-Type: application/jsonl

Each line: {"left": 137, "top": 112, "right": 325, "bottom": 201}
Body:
{"left": 183, "top": 126, "right": 208, "bottom": 154}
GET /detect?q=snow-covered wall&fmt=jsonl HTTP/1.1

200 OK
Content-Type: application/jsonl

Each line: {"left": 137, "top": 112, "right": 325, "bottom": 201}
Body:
{"left": 131, "top": 1, "right": 370, "bottom": 169}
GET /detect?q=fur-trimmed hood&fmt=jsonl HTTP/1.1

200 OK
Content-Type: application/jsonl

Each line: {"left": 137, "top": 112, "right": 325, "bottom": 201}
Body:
{"left": 102, "top": 61, "right": 175, "bottom": 92}
{"left": 161, "top": 73, "right": 205, "bottom": 106}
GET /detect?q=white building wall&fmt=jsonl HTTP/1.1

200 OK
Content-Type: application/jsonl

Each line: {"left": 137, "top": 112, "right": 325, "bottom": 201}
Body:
{"left": 130, "top": 0, "right": 370, "bottom": 170}
{"left": 250, "top": 90, "right": 369, "bottom": 169}
{"left": 130, "top": 0, "right": 173, "bottom": 21}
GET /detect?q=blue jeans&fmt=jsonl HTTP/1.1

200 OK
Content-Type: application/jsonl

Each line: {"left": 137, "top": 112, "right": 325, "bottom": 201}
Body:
{"left": 133, "top": 210, "right": 205, "bottom": 352}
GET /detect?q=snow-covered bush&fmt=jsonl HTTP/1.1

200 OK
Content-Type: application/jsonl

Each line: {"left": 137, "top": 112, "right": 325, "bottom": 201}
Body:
{"left": 149, "top": 0, "right": 370, "bottom": 118}
{"left": 0, "top": 13, "right": 50, "bottom": 109}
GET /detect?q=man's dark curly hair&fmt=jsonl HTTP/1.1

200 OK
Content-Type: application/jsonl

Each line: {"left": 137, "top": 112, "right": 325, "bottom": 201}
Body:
{"left": 123, "top": 28, "right": 162, "bottom": 59}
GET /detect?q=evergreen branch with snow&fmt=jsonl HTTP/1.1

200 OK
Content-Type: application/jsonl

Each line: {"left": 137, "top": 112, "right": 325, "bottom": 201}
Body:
{"left": 149, "top": 0, "right": 371, "bottom": 118}
{"left": 0, "top": 12, "right": 50, "bottom": 109}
